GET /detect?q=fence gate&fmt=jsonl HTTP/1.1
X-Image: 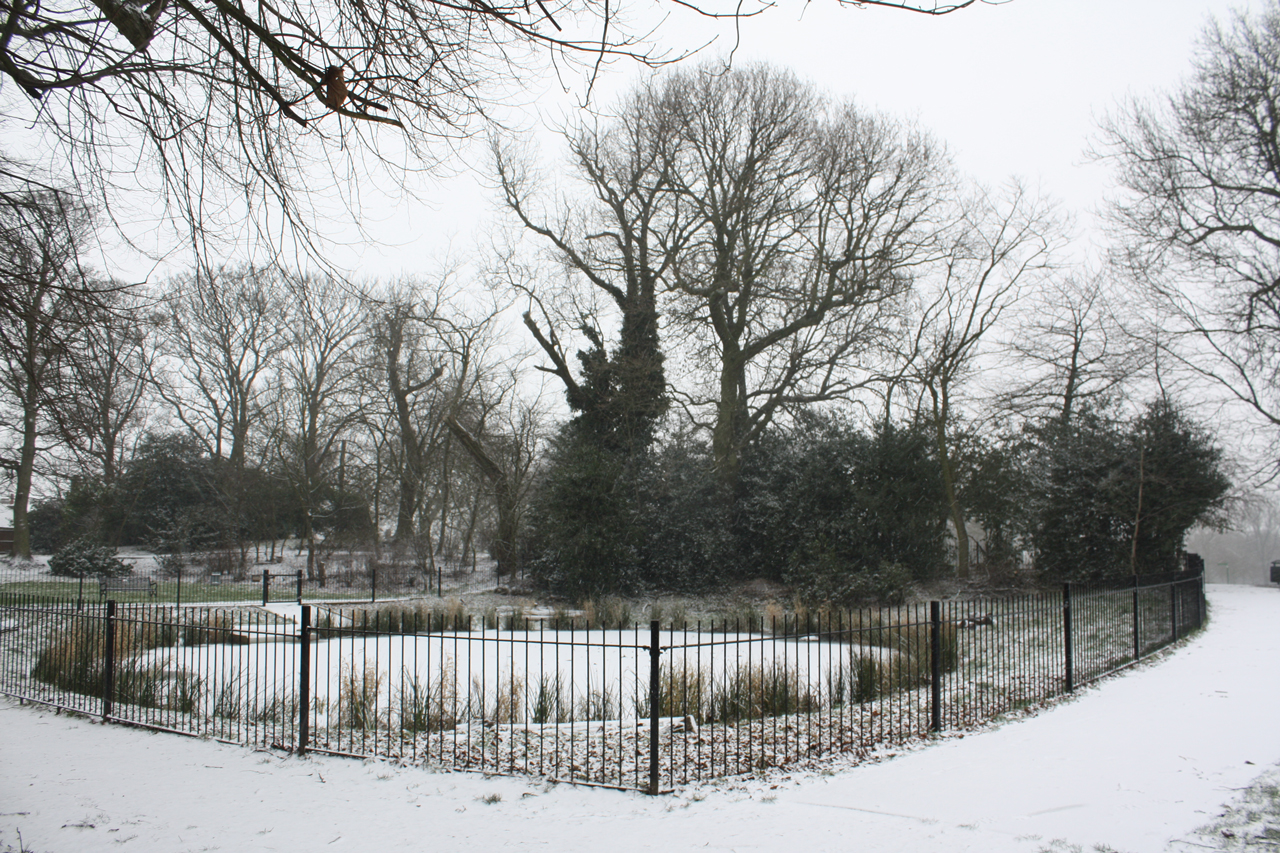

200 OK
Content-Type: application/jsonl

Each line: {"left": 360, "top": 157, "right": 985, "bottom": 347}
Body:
{"left": 260, "top": 570, "right": 304, "bottom": 605}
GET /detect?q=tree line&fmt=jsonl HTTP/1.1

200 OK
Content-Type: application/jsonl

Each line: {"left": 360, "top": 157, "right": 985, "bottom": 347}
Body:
{"left": 2, "top": 254, "right": 537, "bottom": 584}
{"left": 13, "top": 0, "right": 1280, "bottom": 598}
{"left": 495, "top": 60, "right": 1230, "bottom": 596}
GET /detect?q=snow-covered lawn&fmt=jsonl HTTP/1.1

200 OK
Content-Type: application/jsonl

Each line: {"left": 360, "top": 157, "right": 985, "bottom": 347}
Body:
{"left": 1, "top": 583, "right": 1276, "bottom": 852}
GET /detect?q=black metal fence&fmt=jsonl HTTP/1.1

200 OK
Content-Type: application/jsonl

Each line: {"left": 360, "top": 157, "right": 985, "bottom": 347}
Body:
{"left": 0, "top": 553, "right": 469, "bottom": 608}
{"left": 0, "top": 571, "right": 1205, "bottom": 792}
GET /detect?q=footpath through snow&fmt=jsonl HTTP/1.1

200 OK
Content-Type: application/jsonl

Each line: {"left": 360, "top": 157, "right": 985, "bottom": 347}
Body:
{"left": 1, "top": 584, "right": 1278, "bottom": 853}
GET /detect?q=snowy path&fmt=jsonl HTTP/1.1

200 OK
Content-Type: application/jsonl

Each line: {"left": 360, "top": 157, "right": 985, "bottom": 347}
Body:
{"left": 1, "top": 584, "right": 1277, "bottom": 853}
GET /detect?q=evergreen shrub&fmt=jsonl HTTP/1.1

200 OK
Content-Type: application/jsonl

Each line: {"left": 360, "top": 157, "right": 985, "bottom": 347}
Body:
{"left": 47, "top": 537, "right": 132, "bottom": 579}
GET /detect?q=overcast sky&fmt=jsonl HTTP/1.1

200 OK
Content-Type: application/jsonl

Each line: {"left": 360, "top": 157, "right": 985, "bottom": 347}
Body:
{"left": 290, "top": 0, "right": 1252, "bottom": 280}
{"left": 78, "top": 0, "right": 1248, "bottom": 281}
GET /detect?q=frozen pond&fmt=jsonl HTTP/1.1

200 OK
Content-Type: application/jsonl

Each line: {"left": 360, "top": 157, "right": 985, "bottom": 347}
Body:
{"left": 120, "top": 625, "right": 909, "bottom": 730}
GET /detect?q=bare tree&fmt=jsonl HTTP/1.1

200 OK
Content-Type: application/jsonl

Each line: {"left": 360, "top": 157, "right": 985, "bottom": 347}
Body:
{"left": 152, "top": 265, "right": 289, "bottom": 469}
{"left": 899, "top": 182, "right": 1059, "bottom": 579}
{"left": 363, "top": 276, "right": 505, "bottom": 547}
{"left": 445, "top": 383, "right": 545, "bottom": 581}
{"left": 0, "top": 0, "right": 654, "bottom": 260}
{"left": 501, "top": 63, "right": 948, "bottom": 485}
{"left": 269, "top": 273, "right": 366, "bottom": 577}
{"left": 0, "top": 156, "right": 63, "bottom": 216}
{"left": 1001, "top": 270, "right": 1146, "bottom": 426}
{"left": 0, "top": 0, "right": 993, "bottom": 264}
{"left": 1099, "top": 2, "right": 1280, "bottom": 471}
{"left": 493, "top": 86, "right": 685, "bottom": 456}
{"left": 48, "top": 287, "right": 156, "bottom": 489}
{"left": 657, "top": 64, "right": 948, "bottom": 485}
{"left": 365, "top": 286, "right": 444, "bottom": 543}
{"left": 0, "top": 190, "right": 100, "bottom": 557}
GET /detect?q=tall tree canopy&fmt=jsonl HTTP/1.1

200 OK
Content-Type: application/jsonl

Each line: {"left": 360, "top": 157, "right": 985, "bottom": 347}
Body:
{"left": 1101, "top": 1, "right": 1280, "bottom": 471}
{"left": 0, "top": 0, "right": 988, "bottom": 260}
{"left": 502, "top": 61, "right": 950, "bottom": 486}
{"left": 0, "top": 190, "right": 102, "bottom": 557}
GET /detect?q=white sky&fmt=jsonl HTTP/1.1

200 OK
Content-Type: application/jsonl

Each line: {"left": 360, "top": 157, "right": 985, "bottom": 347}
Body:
{"left": 6, "top": 0, "right": 1238, "bottom": 292}
{"left": 305, "top": 0, "right": 1250, "bottom": 280}
{"left": 59, "top": 0, "right": 1246, "bottom": 303}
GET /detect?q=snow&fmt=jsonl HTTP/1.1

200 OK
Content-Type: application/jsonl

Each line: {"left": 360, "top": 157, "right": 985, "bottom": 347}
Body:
{"left": 1, "top": 584, "right": 1277, "bottom": 853}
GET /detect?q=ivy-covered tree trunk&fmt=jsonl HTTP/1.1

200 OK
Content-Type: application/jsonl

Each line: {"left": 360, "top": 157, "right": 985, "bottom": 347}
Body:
{"left": 612, "top": 288, "right": 667, "bottom": 456}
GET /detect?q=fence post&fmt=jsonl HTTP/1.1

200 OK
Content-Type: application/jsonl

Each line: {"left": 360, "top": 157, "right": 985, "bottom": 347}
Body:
{"left": 1197, "top": 573, "right": 1205, "bottom": 629}
{"left": 296, "top": 569, "right": 303, "bottom": 605}
{"left": 929, "top": 601, "right": 941, "bottom": 732}
{"left": 1132, "top": 575, "right": 1141, "bottom": 662}
{"left": 1063, "top": 583, "right": 1074, "bottom": 693}
{"left": 176, "top": 564, "right": 182, "bottom": 611}
{"left": 298, "top": 605, "right": 311, "bottom": 756}
{"left": 77, "top": 576, "right": 83, "bottom": 611}
{"left": 648, "top": 619, "right": 661, "bottom": 795}
{"left": 1192, "top": 568, "right": 1203, "bottom": 627}
{"left": 1170, "top": 580, "right": 1178, "bottom": 642}
{"left": 102, "top": 600, "right": 116, "bottom": 721}
{"left": 262, "top": 569, "right": 270, "bottom": 606}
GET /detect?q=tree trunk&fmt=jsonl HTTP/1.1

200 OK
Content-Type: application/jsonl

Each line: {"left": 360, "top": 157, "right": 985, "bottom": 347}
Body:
{"left": 1129, "top": 444, "right": 1145, "bottom": 575}
{"left": 395, "top": 473, "right": 418, "bottom": 542}
{"left": 304, "top": 513, "right": 316, "bottom": 580}
{"left": 712, "top": 349, "right": 746, "bottom": 488}
{"left": 444, "top": 416, "right": 516, "bottom": 581}
{"left": 436, "top": 433, "right": 452, "bottom": 556}
{"left": 371, "top": 443, "right": 382, "bottom": 560}
{"left": 931, "top": 391, "right": 969, "bottom": 580}
{"left": 939, "top": 449, "right": 970, "bottom": 581}
{"left": 11, "top": 398, "right": 37, "bottom": 559}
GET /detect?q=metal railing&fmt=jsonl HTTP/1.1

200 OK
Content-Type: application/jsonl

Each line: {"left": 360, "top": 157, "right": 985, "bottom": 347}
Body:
{"left": 0, "top": 553, "right": 466, "bottom": 608}
{"left": 0, "top": 571, "right": 1205, "bottom": 793}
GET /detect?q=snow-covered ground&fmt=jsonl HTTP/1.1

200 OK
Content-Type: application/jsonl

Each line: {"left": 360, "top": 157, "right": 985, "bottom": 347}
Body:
{"left": 1, "top": 584, "right": 1277, "bottom": 853}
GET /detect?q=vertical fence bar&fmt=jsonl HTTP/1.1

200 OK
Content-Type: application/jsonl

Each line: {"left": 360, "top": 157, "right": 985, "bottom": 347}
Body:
{"left": 296, "top": 570, "right": 303, "bottom": 604}
{"left": 176, "top": 564, "right": 182, "bottom": 610}
{"left": 262, "top": 570, "right": 269, "bottom": 606}
{"left": 648, "top": 619, "right": 660, "bottom": 794}
{"left": 1132, "top": 576, "right": 1141, "bottom": 662}
{"left": 102, "top": 600, "right": 116, "bottom": 721}
{"left": 1192, "top": 568, "right": 1203, "bottom": 627}
{"left": 929, "top": 601, "right": 941, "bottom": 732}
{"left": 1170, "top": 581, "right": 1178, "bottom": 642}
{"left": 1063, "top": 583, "right": 1074, "bottom": 693}
{"left": 371, "top": 562, "right": 377, "bottom": 604}
{"left": 298, "top": 605, "right": 311, "bottom": 755}
{"left": 1192, "top": 573, "right": 1203, "bottom": 627}
{"left": 1182, "top": 573, "right": 1192, "bottom": 627}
